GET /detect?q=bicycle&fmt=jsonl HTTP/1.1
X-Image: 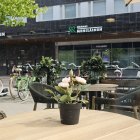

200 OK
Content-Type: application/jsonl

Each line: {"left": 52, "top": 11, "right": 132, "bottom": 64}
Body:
{"left": 106, "top": 62, "right": 138, "bottom": 77}
{"left": 9, "top": 64, "right": 36, "bottom": 100}
{"left": 69, "top": 63, "right": 81, "bottom": 76}
{"left": 17, "top": 74, "right": 36, "bottom": 101}
{"left": 0, "top": 77, "right": 9, "bottom": 97}
{"left": 0, "top": 78, "right": 4, "bottom": 94}
{"left": 9, "top": 66, "right": 22, "bottom": 99}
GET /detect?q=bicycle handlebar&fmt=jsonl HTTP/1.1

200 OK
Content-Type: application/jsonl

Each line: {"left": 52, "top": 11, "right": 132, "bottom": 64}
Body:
{"left": 25, "top": 63, "right": 33, "bottom": 70}
{"left": 69, "top": 63, "right": 81, "bottom": 68}
{"left": 131, "top": 62, "right": 140, "bottom": 68}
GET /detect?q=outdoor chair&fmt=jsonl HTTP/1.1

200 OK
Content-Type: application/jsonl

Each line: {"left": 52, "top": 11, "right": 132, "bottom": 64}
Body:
{"left": 29, "top": 82, "right": 60, "bottom": 111}
{"left": 0, "top": 111, "right": 7, "bottom": 120}
{"left": 101, "top": 79, "right": 140, "bottom": 98}
{"left": 92, "top": 86, "right": 140, "bottom": 119}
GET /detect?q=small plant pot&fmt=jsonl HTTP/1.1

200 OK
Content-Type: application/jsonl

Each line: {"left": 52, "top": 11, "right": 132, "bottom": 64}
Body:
{"left": 59, "top": 103, "right": 82, "bottom": 125}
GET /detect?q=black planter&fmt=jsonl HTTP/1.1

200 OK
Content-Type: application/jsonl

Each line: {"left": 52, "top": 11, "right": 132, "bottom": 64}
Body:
{"left": 59, "top": 103, "right": 82, "bottom": 125}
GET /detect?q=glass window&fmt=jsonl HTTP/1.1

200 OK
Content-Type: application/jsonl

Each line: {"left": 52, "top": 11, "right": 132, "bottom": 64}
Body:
{"left": 43, "top": 6, "right": 53, "bottom": 21}
{"left": 114, "top": 0, "right": 128, "bottom": 14}
{"left": 58, "top": 43, "right": 140, "bottom": 70}
{"left": 93, "top": 0, "right": 106, "bottom": 16}
{"left": 131, "top": 3, "right": 140, "bottom": 12}
{"left": 79, "top": 2, "right": 89, "bottom": 17}
{"left": 75, "top": 49, "right": 91, "bottom": 65}
{"left": 74, "top": 45, "right": 91, "bottom": 65}
{"left": 59, "top": 50, "right": 74, "bottom": 67}
{"left": 16, "top": 17, "right": 27, "bottom": 23}
{"left": 65, "top": 3, "right": 76, "bottom": 18}
{"left": 111, "top": 43, "right": 132, "bottom": 67}
{"left": 59, "top": 45, "right": 74, "bottom": 65}
{"left": 36, "top": 6, "right": 53, "bottom": 21}
{"left": 6, "top": 16, "right": 27, "bottom": 23}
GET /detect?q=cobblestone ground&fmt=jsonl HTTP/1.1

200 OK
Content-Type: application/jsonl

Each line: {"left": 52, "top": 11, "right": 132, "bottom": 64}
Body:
{"left": 0, "top": 76, "right": 46, "bottom": 117}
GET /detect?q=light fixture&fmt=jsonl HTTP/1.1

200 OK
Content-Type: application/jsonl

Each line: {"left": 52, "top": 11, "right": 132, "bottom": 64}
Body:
{"left": 103, "top": 32, "right": 118, "bottom": 35}
{"left": 106, "top": 18, "right": 115, "bottom": 23}
{"left": 24, "top": 38, "right": 28, "bottom": 41}
{"left": 7, "top": 35, "right": 12, "bottom": 39}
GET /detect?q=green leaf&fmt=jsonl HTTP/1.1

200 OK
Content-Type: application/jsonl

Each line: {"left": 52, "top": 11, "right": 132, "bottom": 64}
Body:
{"left": 66, "top": 87, "right": 73, "bottom": 95}
{"left": 45, "top": 89, "right": 54, "bottom": 95}
{"left": 79, "top": 99, "right": 89, "bottom": 104}
{"left": 53, "top": 96, "right": 59, "bottom": 102}
{"left": 59, "top": 95, "right": 69, "bottom": 103}
{"left": 55, "top": 86, "right": 66, "bottom": 94}
{"left": 0, "top": 0, "right": 47, "bottom": 26}
{"left": 70, "top": 96, "right": 77, "bottom": 101}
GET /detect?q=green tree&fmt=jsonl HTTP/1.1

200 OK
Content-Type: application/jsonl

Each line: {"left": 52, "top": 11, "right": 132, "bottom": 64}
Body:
{"left": 81, "top": 55, "right": 106, "bottom": 84}
{"left": 0, "top": 0, "right": 46, "bottom": 26}
{"left": 33, "top": 56, "right": 66, "bottom": 86}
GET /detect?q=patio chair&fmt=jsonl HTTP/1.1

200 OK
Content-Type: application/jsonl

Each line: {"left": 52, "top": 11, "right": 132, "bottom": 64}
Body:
{"left": 0, "top": 111, "right": 7, "bottom": 120}
{"left": 101, "top": 79, "right": 140, "bottom": 98}
{"left": 29, "top": 82, "right": 60, "bottom": 111}
{"left": 92, "top": 86, "right": 140, "bottom": 119}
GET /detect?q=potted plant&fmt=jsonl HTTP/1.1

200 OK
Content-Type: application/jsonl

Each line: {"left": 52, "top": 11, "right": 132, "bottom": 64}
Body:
{"left": 81, "top": 54, "right": 106, "bottom": 84}
{"left": 47, "top": 69, "right": 87, "bottom": 125}
{"left": 33, "top": 56, "right": 65, "bottom": 85}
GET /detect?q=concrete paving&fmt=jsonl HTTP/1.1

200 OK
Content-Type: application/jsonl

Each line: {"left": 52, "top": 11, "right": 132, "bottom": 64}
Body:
{"left": 0, "top": 76, "right": 46, "bottom": 117}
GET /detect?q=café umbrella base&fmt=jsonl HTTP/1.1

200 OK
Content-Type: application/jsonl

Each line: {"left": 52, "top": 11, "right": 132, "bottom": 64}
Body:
{"left": 59, "top": 103, "right": 82, "bottom": 125}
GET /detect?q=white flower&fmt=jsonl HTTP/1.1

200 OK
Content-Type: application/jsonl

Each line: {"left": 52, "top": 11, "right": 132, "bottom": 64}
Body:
{"left": 75, "top": 76, "right": 86, "bottom": 84}
{"left": 58, "top": 82, "right": 69, "bottom": 88}
{"left": 69, "top": 69, "right": 73, "bottom": 77}
{"left": 62, "top": 77, "right": 70, "bottom": 83}
{"left": 15, "top": 68, "right": 22, "bottom": 72}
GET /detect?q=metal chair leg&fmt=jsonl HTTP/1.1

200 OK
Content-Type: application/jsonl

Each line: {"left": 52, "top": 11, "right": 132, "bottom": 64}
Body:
{"left": 52, "top": 103, "right": 54, "bottom": 108}
{"left": 33, "top": 102, "right": 37, "bottom": 111}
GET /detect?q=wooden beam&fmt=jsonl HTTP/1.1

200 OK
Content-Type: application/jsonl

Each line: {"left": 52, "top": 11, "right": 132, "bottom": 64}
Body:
{"left": 125, "top": 0, "right": 133, "bottom": 6}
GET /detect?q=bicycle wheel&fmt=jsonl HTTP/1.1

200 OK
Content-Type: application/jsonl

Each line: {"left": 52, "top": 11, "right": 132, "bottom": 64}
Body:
{"left": 9, "top": 77, "right": 18, "bottom": 99}
{"left": 17, "top": 79, "right": 30, "bottom": 101}
{"left": 0, "top": 79, "right": 4, "bottom": 93}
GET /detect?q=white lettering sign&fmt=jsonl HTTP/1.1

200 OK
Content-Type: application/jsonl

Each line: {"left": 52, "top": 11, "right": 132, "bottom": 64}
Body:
{"left": 96, "top": 45, "right": 107, "bottom": 48}
{"left": 0, "top": 32, "right": 5, "bottom": 37}
{"left": 77, "top": 25, "right": 102, "bottom": 33}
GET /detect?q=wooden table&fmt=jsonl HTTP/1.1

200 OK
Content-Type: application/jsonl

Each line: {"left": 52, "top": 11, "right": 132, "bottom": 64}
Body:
{"left": 0, "top": 109, "right": 140, "bottom": 140}
{"left": 82, "top": 84, "right": 118, "bottom": 109}
{"left": 82, "top": 84, "right": 118, "bottom": 92}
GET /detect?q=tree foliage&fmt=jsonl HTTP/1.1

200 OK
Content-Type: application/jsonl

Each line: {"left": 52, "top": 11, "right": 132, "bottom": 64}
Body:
{"left": 33, "top": 56, "right": 66, "bottom": 86}
{"left": 80, "top": 55, "right": 106, "bottom": 84}
{"left": 0, "top": 0, "right": 46, "bottom": 26}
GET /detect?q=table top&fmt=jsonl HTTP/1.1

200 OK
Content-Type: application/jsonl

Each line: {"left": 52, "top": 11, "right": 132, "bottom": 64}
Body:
{"left": 106, "top": 76, "right": 140, "bottom": 79}
{"left": 82, "top": 84, "right": 118, "bottom": 92}
{"left": 0, "top": 109, "right": 140, "bottom": 140}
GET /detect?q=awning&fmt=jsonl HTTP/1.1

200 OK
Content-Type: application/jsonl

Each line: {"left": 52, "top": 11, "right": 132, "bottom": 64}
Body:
{"left": 124, "top": 0, "right": 140, "bottom": 6}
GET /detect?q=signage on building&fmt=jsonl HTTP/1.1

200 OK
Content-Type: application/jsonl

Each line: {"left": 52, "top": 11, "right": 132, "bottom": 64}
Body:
{"left": 95, "top": 45, "right": 107, "bottom": 48}
{"left": 0, "top": 32, "right": 5, "bottom": 37}
{"left": 68, "top": 25, "right": 102, "bottom": 33}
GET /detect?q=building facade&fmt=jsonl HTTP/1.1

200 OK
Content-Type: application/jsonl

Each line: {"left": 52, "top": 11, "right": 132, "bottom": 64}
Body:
{"left": 0, "top": 0, "right": 140, "bottom": 75}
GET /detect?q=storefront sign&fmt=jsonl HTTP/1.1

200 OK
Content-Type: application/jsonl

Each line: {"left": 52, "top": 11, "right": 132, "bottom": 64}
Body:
{"left": 96, "top": 45, "right": 107, "bottom": 48}
{"left": 0, "top": 32, "right": 5, "bottom": 37}
{"left": 68, "top": 25, "right": 102, "bottom": 33}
